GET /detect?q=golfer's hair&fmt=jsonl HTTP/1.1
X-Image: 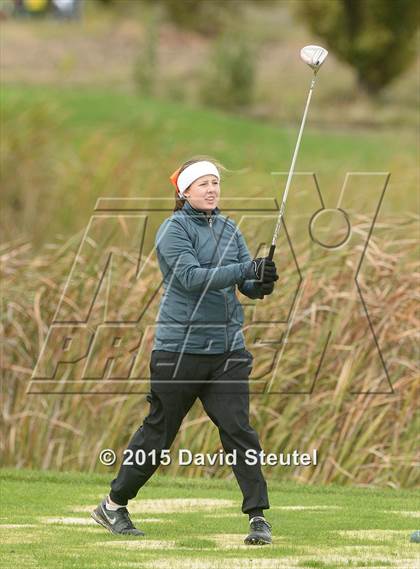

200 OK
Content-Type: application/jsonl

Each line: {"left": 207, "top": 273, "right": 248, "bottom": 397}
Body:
{"left": 173, "top": 155, "right": 226, "bottom": 212}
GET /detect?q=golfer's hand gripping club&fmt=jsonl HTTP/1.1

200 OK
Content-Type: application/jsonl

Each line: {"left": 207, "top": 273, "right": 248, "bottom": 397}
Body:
{"left": 258, "top": 280, "right": 276, "bottom": 296}
{"left": 248, "top": 257, "right": 278, "bottom": 298}
{"left": 247, "top": 257, "right": 279, "bottom": 284}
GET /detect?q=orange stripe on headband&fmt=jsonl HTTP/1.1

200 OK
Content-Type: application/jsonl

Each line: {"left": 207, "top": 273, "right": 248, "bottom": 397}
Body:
{"left": 170, "top": 167, "right": 181, "bottom": 190}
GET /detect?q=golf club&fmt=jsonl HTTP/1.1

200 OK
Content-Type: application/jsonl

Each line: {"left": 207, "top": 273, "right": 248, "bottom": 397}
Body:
{"left": 268, "top": 45, "right": 328, "bottom": 261}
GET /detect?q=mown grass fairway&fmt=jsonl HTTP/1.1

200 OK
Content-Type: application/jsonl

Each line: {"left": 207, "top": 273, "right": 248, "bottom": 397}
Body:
{"left": 1, "top": 469, "right": 419, "bottom": 569}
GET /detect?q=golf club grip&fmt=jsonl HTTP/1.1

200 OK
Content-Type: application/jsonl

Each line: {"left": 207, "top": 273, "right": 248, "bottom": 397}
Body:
{"left": 268, "top": 244, "right": 276, "bottom": 260}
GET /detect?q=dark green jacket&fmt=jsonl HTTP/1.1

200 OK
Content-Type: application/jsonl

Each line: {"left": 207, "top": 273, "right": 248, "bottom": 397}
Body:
{"left": 153, "top": 201, "right": 263, "bottom": 354}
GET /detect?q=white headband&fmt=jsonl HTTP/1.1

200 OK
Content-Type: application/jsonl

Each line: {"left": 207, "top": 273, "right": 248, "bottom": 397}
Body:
{"left": 177, "top": 161, "right": 220, "bottom": 196}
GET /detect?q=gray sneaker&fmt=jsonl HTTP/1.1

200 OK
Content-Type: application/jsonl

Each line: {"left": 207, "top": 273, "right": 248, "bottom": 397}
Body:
{"left": 410, "top": 530, "right": 420, "bottom": 543}
{"left": 91, "top": 498, "right": 144, "bottom": 536}
{"left": 244, "top": 516, "right": 272, "bottom": 545}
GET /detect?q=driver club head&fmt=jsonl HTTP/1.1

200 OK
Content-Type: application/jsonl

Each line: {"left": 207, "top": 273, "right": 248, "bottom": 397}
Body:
{"left": 300, "top": 45, "right": 328, "bottom": 72}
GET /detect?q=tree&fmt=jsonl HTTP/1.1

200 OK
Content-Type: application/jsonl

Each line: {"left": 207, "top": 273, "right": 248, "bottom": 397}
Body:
{"left": 294, "top": 0, "right": 419, "bottom": 96}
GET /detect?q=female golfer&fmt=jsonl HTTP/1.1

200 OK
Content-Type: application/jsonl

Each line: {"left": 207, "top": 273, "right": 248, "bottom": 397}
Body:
{"left": 92, "top": 158, "right": 278, "bottom": 545}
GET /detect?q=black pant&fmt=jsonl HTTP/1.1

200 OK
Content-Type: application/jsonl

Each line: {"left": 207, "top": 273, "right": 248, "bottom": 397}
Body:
{"left": 110, "top": 349, "right": 269, "bottom": 514}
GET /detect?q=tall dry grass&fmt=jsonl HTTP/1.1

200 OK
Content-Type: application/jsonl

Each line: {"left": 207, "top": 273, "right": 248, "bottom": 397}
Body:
{"left": 1, "top": 217, "right": 418, "bottom": 488}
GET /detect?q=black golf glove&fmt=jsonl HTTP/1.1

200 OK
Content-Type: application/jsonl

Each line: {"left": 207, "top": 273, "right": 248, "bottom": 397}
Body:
{"left": 247, "top": 257, "right": 279, "bottom": 283}
{"left": 257, "top": 281, "right": 275, "bottom": 296}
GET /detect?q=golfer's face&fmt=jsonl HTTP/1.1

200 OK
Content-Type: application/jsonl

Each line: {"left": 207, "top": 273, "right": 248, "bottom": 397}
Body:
{"left": 184, "top": 174, "right": 220, "bottom": 213}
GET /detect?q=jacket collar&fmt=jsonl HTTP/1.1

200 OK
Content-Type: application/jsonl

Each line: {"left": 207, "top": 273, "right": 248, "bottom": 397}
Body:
{"left": 182, "top": 200, "right": 220, "bottom": 223}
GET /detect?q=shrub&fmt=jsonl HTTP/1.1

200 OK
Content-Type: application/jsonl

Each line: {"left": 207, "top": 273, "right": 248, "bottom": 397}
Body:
{"left": 133, "top": 11, "right": 160, "bottom": 96}
{"left": 199, "top": 35, "right": 256, "bottom": 110}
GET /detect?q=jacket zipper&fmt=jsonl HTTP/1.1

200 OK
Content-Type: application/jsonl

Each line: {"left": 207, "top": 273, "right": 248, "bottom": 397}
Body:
{"left": 207, "top": 214, "right": 229, "bottom": 351}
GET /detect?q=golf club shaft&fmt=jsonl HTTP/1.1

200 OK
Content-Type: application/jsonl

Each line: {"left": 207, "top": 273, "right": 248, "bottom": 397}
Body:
{"left": 268, "top": 73, "right": 317, "bottom": 260}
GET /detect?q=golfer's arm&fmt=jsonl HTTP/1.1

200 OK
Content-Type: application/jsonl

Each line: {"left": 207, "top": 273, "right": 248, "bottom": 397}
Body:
{"left": 156, "top": 221, "right": 253, "bottom": 292}
{"left": 235, "top": 230, "right": 264, "bottom": 300}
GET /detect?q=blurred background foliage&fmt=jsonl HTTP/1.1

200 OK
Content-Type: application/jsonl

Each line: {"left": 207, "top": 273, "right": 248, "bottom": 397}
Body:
{"left": 1, "top": 0, "right": 419, "bottom": 485}
{"left": 1, "top": 0, "right": 418, "bottom": 246}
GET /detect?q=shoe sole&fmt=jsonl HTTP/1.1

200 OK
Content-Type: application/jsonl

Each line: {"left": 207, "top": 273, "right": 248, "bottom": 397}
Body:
{"left": 90, "top": 507, "right": 144, "bottom": 537}
{"left": 244, "top": 536, "right": 272, "bottom": 545}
